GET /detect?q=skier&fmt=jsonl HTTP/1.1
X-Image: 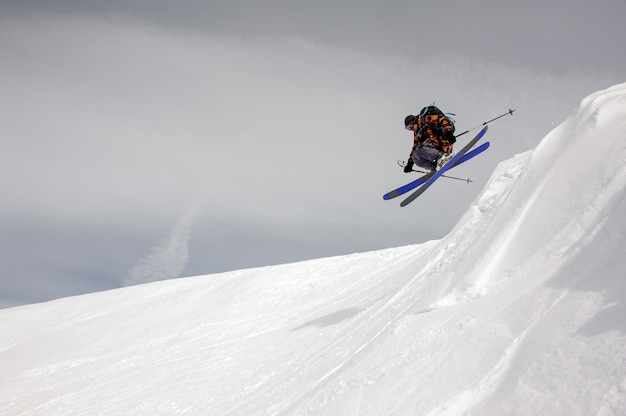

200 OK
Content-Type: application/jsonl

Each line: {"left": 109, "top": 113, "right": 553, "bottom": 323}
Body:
{"left": 403, "top": 106, "right": 456, "bottom": 172}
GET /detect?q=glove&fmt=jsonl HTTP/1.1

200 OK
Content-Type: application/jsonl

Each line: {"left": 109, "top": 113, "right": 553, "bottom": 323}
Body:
{"left": 445, "top": 131, "right": 456, "bottom": 144}
{"left": 403, "top": 160, "right": 414, "bottom": 173}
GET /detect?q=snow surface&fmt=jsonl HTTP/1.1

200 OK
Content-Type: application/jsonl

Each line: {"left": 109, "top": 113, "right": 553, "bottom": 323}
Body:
{"left": 1, "top": 83, "right": 626, "bottom": 415}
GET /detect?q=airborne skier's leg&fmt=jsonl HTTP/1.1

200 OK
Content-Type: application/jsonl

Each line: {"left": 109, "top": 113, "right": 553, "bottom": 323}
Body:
{"left": 412, "top": 144, "right": 444, "bottom": 171}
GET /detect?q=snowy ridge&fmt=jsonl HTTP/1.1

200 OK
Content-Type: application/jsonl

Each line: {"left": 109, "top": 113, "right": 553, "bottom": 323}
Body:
{"left": 1, "top": 83, "right": 626, "bottom": 415}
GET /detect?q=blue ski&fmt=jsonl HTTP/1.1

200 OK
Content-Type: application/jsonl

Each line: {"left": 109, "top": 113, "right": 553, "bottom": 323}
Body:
{"left": 400, "top": 125, "right": 489, "bottom": 207}
{"left": 383, "top": 141, "right": 490, "bottom": 200}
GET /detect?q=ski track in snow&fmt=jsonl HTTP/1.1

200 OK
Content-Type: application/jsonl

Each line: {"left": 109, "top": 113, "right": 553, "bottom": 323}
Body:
{"left": 1, "top": 83, "right": 626, "bottom": 415}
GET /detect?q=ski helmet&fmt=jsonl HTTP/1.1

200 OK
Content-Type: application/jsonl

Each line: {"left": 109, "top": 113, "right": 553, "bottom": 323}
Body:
{"left": 404, "top": 115, "right": 417, "bottom": 129}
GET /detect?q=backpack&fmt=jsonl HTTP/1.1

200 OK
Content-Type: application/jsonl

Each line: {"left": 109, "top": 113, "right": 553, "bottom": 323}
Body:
{"left": 418, "top": 106, "right": 455, "bottom": 131}
{"left": 415, "top": 105, "right": 456, "bottom": 152}
{"left": 418, "top": 105, "right": 455, "bottom": 137}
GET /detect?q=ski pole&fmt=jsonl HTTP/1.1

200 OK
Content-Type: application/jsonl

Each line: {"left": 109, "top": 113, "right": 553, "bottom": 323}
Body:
{"left": 410, "top": 168, "right": 473, "bottom": 183}
{"left": 455, "top": 108, "right": 515, "bottom": 138}
{"left": 398, "top": 161, "right": 473, "bottom": 183}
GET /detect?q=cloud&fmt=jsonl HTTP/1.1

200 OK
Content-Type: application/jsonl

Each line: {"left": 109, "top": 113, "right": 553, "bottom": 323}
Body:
{"left": 1, "top": 11, "right": 623, "bottom": 306}
{"left": 123, "top": 207, "right": 200, "bottom": 286}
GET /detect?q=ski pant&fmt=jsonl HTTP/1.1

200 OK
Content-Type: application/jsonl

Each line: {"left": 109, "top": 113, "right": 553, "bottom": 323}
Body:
{"left": 412, "top": 144, "right": 444, "bottom": 170}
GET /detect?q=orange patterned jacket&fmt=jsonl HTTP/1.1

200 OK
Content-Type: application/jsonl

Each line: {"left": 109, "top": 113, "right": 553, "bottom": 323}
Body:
{"left": 410, "top": 108, "right": 455, "bottom": 158}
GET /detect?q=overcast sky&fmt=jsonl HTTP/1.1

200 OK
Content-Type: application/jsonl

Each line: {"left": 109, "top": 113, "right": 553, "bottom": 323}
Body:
{"left": 1, "top": 0, "right": 624, "bottom": 307}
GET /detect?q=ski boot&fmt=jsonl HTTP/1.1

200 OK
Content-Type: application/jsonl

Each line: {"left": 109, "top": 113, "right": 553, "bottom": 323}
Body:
{"left": 435, "top": 153, "right": 455, "bottom": 171}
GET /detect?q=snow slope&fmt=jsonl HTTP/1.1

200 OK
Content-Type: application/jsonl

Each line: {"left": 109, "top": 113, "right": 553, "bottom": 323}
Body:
{"left": 1, "top": 83, "right": 626, "bottom": 415}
